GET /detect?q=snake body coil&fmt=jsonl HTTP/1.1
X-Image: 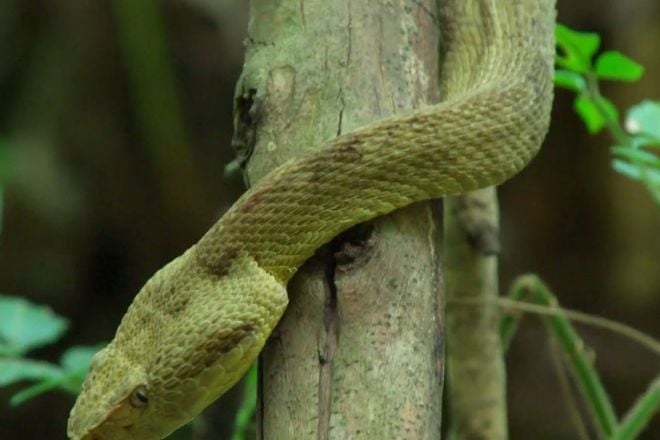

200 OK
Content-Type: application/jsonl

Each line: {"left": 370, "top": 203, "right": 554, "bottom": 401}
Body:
{"left": 68, "top": 1, "right": 556, "bottom": 438}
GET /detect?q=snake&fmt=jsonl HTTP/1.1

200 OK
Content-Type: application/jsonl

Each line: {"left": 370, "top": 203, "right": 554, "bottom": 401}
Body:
{"left": 67, "top": 0, "right": 555, "bottom": 438}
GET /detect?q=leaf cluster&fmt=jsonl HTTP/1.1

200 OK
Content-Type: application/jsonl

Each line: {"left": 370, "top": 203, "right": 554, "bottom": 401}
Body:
{"left": 0, "top": 295, "right": 101, "bottom": 406}
{"left": 555, "top": 24, "right": 660, "bottom": 206}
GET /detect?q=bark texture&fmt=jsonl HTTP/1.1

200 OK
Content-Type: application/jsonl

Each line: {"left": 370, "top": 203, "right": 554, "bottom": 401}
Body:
{"left": 233, "top": 1, "right": 443, "bottom": 438}
{"left": 444, "top": 188, "right": 508, "bottom": 440}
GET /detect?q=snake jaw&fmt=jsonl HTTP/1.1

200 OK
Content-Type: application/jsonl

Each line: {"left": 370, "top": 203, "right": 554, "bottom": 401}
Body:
{"left": 77, "top": 404, "right": 139, "bottom": 440}
{"left": 68, "top": 346, "right": 150, "bottom": 440}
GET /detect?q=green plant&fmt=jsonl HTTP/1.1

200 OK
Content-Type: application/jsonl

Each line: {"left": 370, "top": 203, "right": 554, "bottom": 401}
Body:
{"left": 498, "top": 275, "right": 660, "bottom": 440}
{"left": 479, "top": 24, "right": 660, "bottom": 439}
{"left": 555, "top": 23, "right": 660, "bottom": 207}
{"left": 0, "top": 295, "right": 101, "bottom": 406}
{"left": 231, "top": 364, "right": 257, "bottom": 440}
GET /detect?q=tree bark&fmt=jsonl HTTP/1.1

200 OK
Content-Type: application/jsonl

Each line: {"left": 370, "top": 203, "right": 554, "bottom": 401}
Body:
{"left": 444, "top": 188, "right": 508, "bottom": 440}
{"left": 233, "top": 1, "right": 443, "bottom": 438}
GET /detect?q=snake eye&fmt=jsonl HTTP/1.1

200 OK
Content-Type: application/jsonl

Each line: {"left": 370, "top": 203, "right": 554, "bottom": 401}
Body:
{"left": 130, "top": 385, "right": 149, "bottom": 408}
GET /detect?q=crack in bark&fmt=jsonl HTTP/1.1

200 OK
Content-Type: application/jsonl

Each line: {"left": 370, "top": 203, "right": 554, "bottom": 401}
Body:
{"left": 413, "top": 0, "right": 438, "bottom": 24}
{"left": 345, "top": 0, "right": 352, "bottom": 66}
{"left": 232, "top": 87, "right": 259, "bottom": 166}
{"left": 336, "top": 90, "right": 345, "bottom": 136}
{"left": 300, "top": 0, "right": 306, "bottom": 29}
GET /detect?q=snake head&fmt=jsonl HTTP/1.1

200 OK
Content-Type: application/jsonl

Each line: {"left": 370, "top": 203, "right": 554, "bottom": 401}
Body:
{"left": 66, "top": 304, "right": 236, "bottom": 440}
{"left": 66, "top": 312, "right": 238, "bottom": 440}
{"left": 67, "top": 252, "right": 288, "bottom": 440}
{"left": 66, "top": 344, "right": 160, "bottom": 440}
{"left": 66, "top": 341, "right": 195, "bottom": 440}
{"left": 68, "top": 332, "right": 258, "bottom": 440}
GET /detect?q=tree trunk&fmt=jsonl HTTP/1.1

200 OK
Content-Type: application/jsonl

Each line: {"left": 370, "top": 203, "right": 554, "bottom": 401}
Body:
{"left": 444, "top": 188, "right": 508, "bottom": 439}
{"left": 233, "top": 1, "right": 444, "bottom": 438}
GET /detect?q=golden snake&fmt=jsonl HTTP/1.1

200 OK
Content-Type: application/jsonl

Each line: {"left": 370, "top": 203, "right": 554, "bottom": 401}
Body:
{"left": 68, "top": 0, "right": 555, "bottom": 438}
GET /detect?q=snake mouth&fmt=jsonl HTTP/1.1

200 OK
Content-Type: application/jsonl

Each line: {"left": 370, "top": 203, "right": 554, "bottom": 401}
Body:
{"left": 79, "top": 421, "right": 135, "bottom": 440}
{"left": 78, "top": 424, "right": 108, "bottom": 440}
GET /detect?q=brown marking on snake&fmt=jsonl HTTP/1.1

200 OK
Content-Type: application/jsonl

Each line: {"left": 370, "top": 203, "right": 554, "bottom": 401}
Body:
{"left": 240, "top": 189, "right": 263, "bottom": 214}
{"left": 213, "top": 323, "right": 257, "bottom": 357}
{"left": 337, "top": 137, "right": 363, "bottom": 161}
{"left": 211, "top": 247, "right": 240, "bottom": 277}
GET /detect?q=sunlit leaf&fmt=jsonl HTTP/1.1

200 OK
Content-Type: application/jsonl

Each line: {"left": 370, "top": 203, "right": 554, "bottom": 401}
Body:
{"left": 554, "top": 69, "right": 586, "bottom": 92}
{"left": 556, "top": 24, "right": 601, "bottom": 73}
{"left": 595, "top": 51, "right": 644, "bottom": 82}
{"left": 574, "top": 95, "right": 618, "bottom": 134}
{"left": 626, "top": 100, "right": 660, "bottom": 140}
{"left": 0, "top": 295, "right": 68, "bottom": 356}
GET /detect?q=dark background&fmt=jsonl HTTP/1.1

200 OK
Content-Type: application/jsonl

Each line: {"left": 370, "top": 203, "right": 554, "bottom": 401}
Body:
{"left": 0, "top": 0, "right": 658, "bottom": 438}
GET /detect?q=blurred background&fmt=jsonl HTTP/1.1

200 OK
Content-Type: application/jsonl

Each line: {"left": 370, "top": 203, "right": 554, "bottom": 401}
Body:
{"left": 0, "top": 0, "right": 657, "bottom": 439}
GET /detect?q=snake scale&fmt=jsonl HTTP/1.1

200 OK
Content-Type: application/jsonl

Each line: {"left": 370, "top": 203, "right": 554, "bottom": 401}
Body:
{"left": 68, "top": 0, "right": 555, "bottom": 438}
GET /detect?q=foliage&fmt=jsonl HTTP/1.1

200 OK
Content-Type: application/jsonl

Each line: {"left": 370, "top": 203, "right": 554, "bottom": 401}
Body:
{"left": 555, "top": 23, "right": 660, "bottom": 207}
{"left": 0, "top": 18, "right": 657, "bottom": 440}
{"left": 231, "top": 364, "right": 257, "bottom": 440}
{"left": 0, "top": 295, "right": 101, "bottom": 406}
{"left": 495, "top": 23, "right": 660, "bottom": 439}
{"left": 500, "top": 275, "right": 660, "bottom": 440}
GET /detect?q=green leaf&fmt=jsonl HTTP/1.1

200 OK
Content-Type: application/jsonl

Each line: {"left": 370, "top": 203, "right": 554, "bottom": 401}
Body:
{"left": 556, "top": 23, "right": 601, "bottom": 73}
{"left": 629, "top": 136, "right": 660, "bottom": 150}
{"left": 574, "top": 95, "right": 619, "bottom": 134}
{"left": 595, "top": 51, "right": 644, "bottom": 81}
{"left": 0, "top": 348, "right": 99, "bottom": 405}
{"left": 554, "top": 69, "right": 587, "bottom": 92}
{"left": 612, "top": 146, "right": 660, "bottom": 169}
{"left": 612, "top": 159, "right": 660, "bottom": 184}
{"left": 626, "top": 100, "right": 660, "bottom": 140}
{"left": 0, "top": 358, "right": 63, "bottom": 387}
{"left": 0, "top": 295, "right": 68, "bottom": 356}
{"left": 612, "top": 377, "right": 660, "bottom": 440}
{"left": 10, "top": 378, "right": 63, "bottom": 407}
{"left": 232, "top": 364, "right": 257, "bottom": 440}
